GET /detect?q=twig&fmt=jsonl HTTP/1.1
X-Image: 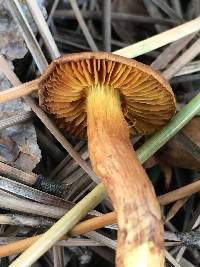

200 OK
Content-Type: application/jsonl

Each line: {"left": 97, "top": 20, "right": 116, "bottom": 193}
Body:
{"left": 176, "top": 60, "right": 200, "bottom": 76}
{"left": 0, "top": 175, "right": 72, "bottom": 209}
{"left": 102, "top": 0, "right": 111, "bottom": 51}
{"left": 58, "top": 238, "right": 102, "bottom": 247}
{"left": 26, "top": 0, "right": 61, "bottom": 77}
{"left": 170, "top": 0, "right": 183, "bottom": 19}
{"left": 165, "top": 198, "right": 189, "bottom": 222}
{"left": 54, "top": 34, "right": 89, "bottom": 50}
{"left": 26, "top": 0, "right": 60, "bottom": 59}
{"left": 36, "top": 128, "right": 65, "bottom": 162}
{"left": 55, "top": 151, "right": 88, "bottom": 182}
{"left": 151, "top": 33, "right": 196, "bottom": 70}
{"left": 64, "top": 175, "right": 90, "bottom": 200}
{"left": 164, "top": 231, "right": 181, "bottom": 242}
{"left": 165, "top": 250, "right": 182, "bottom": 267}
{"left": 194, "top": 0, "right": 200, "bottom": 18}
{"left": 54, "top": 10, "right": 178, "bottom": 26}
{"left": 69, "top": 0, "right": 98, "bottom": 51}
{"left": 0, "top": 237, "right": 103, "bottom": 246}
{"left": 48, "top": 141, "right": 85, "bottom": 180}
{"left": 72, "top": 181, "right": 95, "bottom": 202}
{"left": 165, "top": 242, "right": 181, "bottom": 247}
{"left": 47, "top": 0, "right": 60, "bottom": 25}
{"left": 158, "top": 179, "right": 200, "bottom": 205}
{"left": 171, "top": 73, "right": 200, "bottom": 84}
{"left": 8, "top": 183, "right": 106, "bottom": 267}
{"left": 0, "top": 161, "right": 37, "bottom": 185}
{"left": 0, "top": 161, "right": 66, "bottom": 197}
{"left": 176, "top": 246, "right": 186, "bottom": 263}
{"left": 2, "top": 178, "right": 200, "bottom": 256}
{"left": 6, "top": 0, "right": 48, "bottom": 72}
{"left": 0, "top": 80, "right": 38, "bottom": 103}
{"left": 53, "top": 246, "right": 64, "bottom": 267}
{"left": 0, "top": 194, "right": 71, "bottom": 219}
{"left": 180, "top": 258, "right": 196, "bottom": 267}
{"left": 0, "top": 211, "right": 115, "bottom": 257}
{"left": 84, "top": 231, "right": 116, "bottom": 250}
{"left": 0, "top": 214, "right": 55, "bottom": 228}
{"left": 163, "top": 38, "right": 200, "bottom": 80}
{"left": 0, "top": 193, "right": 67, "bottom": 219}
{"left": 142, "top": 0, "right": 166, "bottom": 32}
{"left": 152, "top": 0, "right": 183, "bottom": 23}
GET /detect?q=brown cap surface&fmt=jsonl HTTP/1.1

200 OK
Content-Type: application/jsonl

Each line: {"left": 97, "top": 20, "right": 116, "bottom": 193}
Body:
{"left": 38, "top": 52, "right": 176, "bottom": 138}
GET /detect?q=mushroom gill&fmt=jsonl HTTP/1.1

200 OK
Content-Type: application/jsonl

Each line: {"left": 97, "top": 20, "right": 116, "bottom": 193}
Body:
{"left": 38, "top": 52, "right": 175, "bottom": 138}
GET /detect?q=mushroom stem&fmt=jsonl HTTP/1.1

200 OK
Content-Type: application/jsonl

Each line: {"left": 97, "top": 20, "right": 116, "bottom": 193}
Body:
{"left": 87, "top": 85, "right": 164, "bottom": 267}
{"left": 0, "top": 80, "right": 39, "bottom": 103}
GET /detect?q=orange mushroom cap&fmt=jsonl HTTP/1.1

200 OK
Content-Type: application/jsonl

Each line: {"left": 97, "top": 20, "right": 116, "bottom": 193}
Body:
{"left": 38, "top": 52, "right": 176, "bottom": 138}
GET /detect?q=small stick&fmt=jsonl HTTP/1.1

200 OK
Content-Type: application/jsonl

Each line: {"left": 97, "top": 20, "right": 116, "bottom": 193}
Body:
{"left": 54, "top": 10, "right": 178, "bottom": 26}
{"left": 165, "top": 198, "right": 189, "bottom": 222}
{"left": 8, "top": 183, "right": 106, "bottom": 267}
{"left": 0, "top": 161, "right": 37, "bottom": 185}
{"left": 0, "top": 175, "right": 72, "bottom": 209}
{"left": 0, "top": 214, "right": 55, "bottom": 228}
{"left": 0, "top": 78, "right": 38, "bottom": 103}
{"left": 36, "top": 128, "right": 65, "bottom": 162}
{"left": 69, "top": 0, "right": 98, "bottom": 51}
{"left": 165, "top": 250, "right": 182, "bottom": 267}
{"left": 85, "top": 231, "right": 116, "bottom": 250}
{"left": 142, "top": 0, "right": 166, "bottom": 32}
{"left": 171, "top": 0, "right": 183, "bottom": 19}
{"left": 158, "top": 179, "right": 200, "bottom": 205}
{"left": 151, "top": 33, "right": 196, "bottom": 70}
{"left": 6, "top": 0, "right": 48, "bottom": 72}
{"left": 26, "top": 0, "right": 60, "bottom": 59}
{"left": 176, "top": 60, "right": 200, "bottom": 77}
{"left": 103, "top": 0, "right": 111, "bottom": 51}
{"left": 171, "top": 73, "right": 200, "bottom": 84}
{"left": 53, "top": 247, "right": 65, "bottom": 267}
{"left": 0, "top": 161, "right": 65, "bottom": 197}
{"left": 47, "top": 141, "right": 85, "bottom": 180}
{"left": 0, "top": 193, "right": 67, "bottom": 219}
{"left": 1, "top": 178, "right": 200, "bottom": 257}
{"left": 54, "top": 35, "right": 90, "bottom": 50}
{"left": 152, "top": 0, "right": 183, "bottom": 23}
{"left": 163, "top": 38, "right": 200, "bottom": 80}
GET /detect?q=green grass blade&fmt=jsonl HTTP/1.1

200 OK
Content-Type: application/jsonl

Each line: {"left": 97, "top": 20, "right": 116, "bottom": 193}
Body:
{"left": 114, "top": 17, "right": 200, "bottom": 58}
{"left": 9, "top": 183, "right": 106, "bottom": 267}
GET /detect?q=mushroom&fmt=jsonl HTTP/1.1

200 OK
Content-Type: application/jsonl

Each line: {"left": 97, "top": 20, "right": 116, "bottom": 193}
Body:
{"left": 0, "top": 52, "right": 176, "bottom": 267}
